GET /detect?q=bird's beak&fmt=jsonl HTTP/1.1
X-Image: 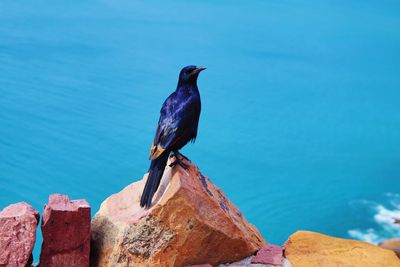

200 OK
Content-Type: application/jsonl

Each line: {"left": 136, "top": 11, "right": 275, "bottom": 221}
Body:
{"left": 193, "top": 66, "right": 206, "bottom": 74}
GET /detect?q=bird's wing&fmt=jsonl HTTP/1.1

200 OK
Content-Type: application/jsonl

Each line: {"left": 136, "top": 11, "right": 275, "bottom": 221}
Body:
{"left": 149, "top": 94, "right": 195, "bottom": 160}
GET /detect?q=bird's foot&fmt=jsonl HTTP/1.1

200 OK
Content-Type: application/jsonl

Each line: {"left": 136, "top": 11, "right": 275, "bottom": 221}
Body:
{"left": 169, "top": 153, "right": 189, "bottom": 169}
{"left": 173, "top": 151, "right": 191, "bottom": 162}
{"left": 178, "top": 153, "right": 190, "bottom": 162}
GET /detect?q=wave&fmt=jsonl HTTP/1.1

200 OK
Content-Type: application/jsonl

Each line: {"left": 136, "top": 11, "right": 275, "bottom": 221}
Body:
{"left": 348, "top": 193, "right": 400, "bottom": 244}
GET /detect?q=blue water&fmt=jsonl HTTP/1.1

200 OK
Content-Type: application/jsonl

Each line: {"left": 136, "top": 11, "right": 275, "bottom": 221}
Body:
{"left": 1, "top": 0, "right": 400, "bottom": 261}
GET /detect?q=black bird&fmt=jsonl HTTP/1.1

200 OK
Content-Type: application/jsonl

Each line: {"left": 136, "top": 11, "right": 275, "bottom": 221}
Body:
{"left": 140, "top": 65, "right": 206, "bottom": 208}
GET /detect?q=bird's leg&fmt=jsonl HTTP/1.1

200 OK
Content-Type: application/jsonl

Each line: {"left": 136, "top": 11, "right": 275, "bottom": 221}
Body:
{"left": 176, "top": 151, "right": 190, "bottom": 162}
{"left": 169, "top": 150, "right": 189, "bottom": 169}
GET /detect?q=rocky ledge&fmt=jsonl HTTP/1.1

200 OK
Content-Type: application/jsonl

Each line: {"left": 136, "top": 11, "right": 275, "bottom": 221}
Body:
{"left": 91, "top": 158, "right": 265, "bottom": 266}
{"left": 0, "top": 158, "right": 399, "bottom": 267}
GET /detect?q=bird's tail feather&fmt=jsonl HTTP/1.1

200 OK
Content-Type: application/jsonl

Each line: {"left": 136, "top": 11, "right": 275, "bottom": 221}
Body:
{"left": 140, "top": 151, "right": 170, "bottom": 208}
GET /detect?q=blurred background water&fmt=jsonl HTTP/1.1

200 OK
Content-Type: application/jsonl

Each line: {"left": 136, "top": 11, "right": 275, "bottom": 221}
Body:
{"left": 1, "top": 0, "right": 399, "bottom": 261}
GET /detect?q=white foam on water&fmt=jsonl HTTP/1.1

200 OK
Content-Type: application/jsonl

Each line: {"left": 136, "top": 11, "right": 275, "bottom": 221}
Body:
{"left": 348, "top": 229, "right": 380, "bottom": 243}
{"left": 348, "top": 193, "right": 400, "bottom": 244}
{"left": 386, "top": 192, "right": 400, "bottom": 209}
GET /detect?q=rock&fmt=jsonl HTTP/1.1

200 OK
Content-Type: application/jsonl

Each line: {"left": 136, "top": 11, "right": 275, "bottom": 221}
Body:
{"left": 91, "top": 158, "right": 265, "bottom": 267}
{"left": 284, "top": 231, "right": 400, "bottom": 267}
{"left": 39, "top": 194, "right": 91, "bottom": 267}
{"left": 189, "top": 264, "right": 213, "bottom": 267}
{"left": 219, "top": 255, "right": 292, "bottom": 267}
{"left": 0, "top": 202, "right": 39, "bottom": 267}
{"left": 379, "top": 238, "right": 400, "bottom": 258}
{"left": 251, "top": 244, "right": 283, "bottom": 265}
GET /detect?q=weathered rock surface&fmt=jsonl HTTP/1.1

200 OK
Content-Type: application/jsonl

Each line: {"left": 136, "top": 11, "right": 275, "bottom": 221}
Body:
{"left": 379, "top": 238, "right": 400, "bottom": 258}
{"left": 284, "top": 231, "right": 400, "bottom": 267}
{"left": 39, "top": 194, "right": 91, "bottom": 267}
{"left": 219, "top": 256, "right": 292, "bottom": 267}
{"left": 0, "top": 202, "right": 39, "bottom": 267}
{"left": 251, "top": 244, "right": 283, "bottom": 265}
{"left": 91, "top": 158, "right": 265, "bottom": 267}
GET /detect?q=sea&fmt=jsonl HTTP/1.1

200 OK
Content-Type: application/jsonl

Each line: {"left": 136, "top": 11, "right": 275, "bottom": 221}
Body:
{"left": 0, "top": 0, "right": 399, "bottom": 261}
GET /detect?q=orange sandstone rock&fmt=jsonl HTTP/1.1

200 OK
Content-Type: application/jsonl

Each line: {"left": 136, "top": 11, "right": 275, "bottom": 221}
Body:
{"left": 284, "top": 231, "right": 400, "bottom": 267}
{"left": 91, "top": 158, "right": 265, "bottom": 267}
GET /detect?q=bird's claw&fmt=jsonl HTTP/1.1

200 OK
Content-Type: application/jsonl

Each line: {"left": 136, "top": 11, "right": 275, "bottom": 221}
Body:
{"left": 169, "top": 156, "right": 189, "bottom": 169}
{"left": 178, "top": 153, "right": 190, "bottom": 162}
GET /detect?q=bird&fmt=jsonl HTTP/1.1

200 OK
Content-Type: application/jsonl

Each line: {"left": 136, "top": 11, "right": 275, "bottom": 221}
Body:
{"left": 140, "top": 65, "right": 206, "bottom": 208}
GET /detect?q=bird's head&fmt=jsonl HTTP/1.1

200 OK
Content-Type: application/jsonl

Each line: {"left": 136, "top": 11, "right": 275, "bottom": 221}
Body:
{"left": 178, "top": 65, "right": 206, "bottom": 84}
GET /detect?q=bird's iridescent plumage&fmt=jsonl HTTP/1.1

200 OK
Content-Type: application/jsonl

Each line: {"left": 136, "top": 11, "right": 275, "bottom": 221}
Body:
{"left": 140, "top": 65, "right": 204, "bottom": 208}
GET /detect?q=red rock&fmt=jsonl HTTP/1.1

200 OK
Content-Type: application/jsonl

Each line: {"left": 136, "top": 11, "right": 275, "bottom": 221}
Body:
{"left": 39, "top": 194, "right": 91, "bottom": 267}
{"left": 251, "top": 244, "right": 283, "bottom": 265}
{"left": 0, "top": 202, "right": 39, "bottom": 267}
{"left": 91, "top": 158, "right": 265, "bottom": 267}
{"left": 188, "top": 264, "right": 213, "bottom": 267}
{"left": 379, "top": 238, "right": 400, "bottom": 258}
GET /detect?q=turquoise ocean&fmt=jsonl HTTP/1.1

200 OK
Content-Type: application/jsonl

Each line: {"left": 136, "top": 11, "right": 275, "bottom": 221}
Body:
{"left": 1, "top": 0, "right": 399, "bottom": 260}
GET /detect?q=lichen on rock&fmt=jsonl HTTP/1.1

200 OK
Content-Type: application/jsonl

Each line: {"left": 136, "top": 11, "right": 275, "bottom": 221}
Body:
{"left": 121, "top": 216, "right": 176, "bottom": 259}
